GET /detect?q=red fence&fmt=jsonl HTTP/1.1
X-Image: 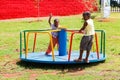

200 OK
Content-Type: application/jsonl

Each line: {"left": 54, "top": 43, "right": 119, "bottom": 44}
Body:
{"left": 0, "top": 0, "right": 98, "bottom": 20}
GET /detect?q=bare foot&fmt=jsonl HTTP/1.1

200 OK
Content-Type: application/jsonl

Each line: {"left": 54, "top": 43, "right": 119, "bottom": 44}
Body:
{"left": 83, "top": 59, "right": 89, "bottom": 63}
{"left": 74, "top": 59, "right": 82, "bottom": 62}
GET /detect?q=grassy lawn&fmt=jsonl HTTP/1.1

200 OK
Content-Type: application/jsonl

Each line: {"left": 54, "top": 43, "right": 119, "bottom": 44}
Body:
{"left": 0, "top": 13, "right": 120, "bottom": 80}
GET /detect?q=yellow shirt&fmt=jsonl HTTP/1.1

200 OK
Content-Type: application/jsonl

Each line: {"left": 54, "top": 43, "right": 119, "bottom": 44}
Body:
{"left": 84, "top": 19, "right": 95, "bottom": 36}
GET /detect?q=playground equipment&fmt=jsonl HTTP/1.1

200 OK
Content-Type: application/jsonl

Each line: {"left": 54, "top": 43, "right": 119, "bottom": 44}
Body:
{"left": 20, "top": 29, "right": 106, "bottom": 64}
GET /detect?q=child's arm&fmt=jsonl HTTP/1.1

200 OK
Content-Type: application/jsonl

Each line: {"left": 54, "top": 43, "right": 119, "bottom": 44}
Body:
{"left": 79, "top": 21, "right": 88, "bottom": 32}
{"left": 48, "top": 13, "right": 52, "bottom": 26}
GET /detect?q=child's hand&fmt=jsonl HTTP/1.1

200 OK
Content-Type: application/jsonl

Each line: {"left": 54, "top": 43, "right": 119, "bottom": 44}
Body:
{"left": 49, "top": 13, "right": 52, "bottom": 18}
{"left": 48, "top": 13, "right": 52, "bottom": 25}
{"left": 79, "top": 30, "right": 84, "bottom": 33}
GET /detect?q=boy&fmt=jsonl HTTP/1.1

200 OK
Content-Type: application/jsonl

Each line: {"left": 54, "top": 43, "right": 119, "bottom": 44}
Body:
{"left": 74, "top": 11, "right": 95, "bottom": 63}
{"left": 45, "top": 14, "right": 59, "bottom": 55}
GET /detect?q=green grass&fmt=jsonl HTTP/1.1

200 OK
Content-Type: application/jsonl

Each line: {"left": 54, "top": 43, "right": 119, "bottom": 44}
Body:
{"left": 0, "top": 13, "right": 120, "bottom": 80}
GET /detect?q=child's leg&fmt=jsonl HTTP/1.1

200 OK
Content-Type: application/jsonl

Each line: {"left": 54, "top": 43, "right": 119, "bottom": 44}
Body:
{"left": 46, "top": 37, "right": 58, "bottom": 54}
{"left": 84, "top": 50, "right": 90, "bottom": 62}
{"left": 74, "top": 36, "right": 85, "bottom": 62}
{"left": 78, "top": 49, "right": 84, "bottom": 60}
{"left": 74, "top": 50, "right": 83, "bottom": 62}
{"left": 85, "top": 35, "right": 93, "bottom": 63}
{"left": 45, "top": 42, "right": 51, "bottom": 54}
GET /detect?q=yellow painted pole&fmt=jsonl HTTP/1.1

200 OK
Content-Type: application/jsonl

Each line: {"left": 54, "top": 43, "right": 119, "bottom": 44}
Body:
{"left": 48, "top": 32, "right": 55, "bottom": 61}
{"left": 32, "top": 32, "right": 37, "bottom": 52}
{"left": 95, "top": 33, "right": 99, "bottom": 59}
{"left": 25, "top": 32, "right": 30, "bottom": 58}
{"left": 48, "top": 29, "right": 61, "bottom": 32}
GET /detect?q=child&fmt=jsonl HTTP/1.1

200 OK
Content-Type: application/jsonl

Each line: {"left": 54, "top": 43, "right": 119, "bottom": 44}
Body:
{"left": 45, "top": 14, "right": 59, "bottom": 55}
{"left": 74, "top": 11, "right": 95, "bottom": 63}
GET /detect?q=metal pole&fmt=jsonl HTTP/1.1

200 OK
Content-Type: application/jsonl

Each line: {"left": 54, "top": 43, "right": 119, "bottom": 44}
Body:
{"left": 24, "top": 31, "right": 26, "bottom": 51}
{"left": 100, "top": 31, "right": 103, "bottom": 53}
{"left": 95, "top": 33, "right": 99, "bottom": 59}
{"left": 68, "top": 33, "right": 74, "bottom": 61}
{"left": 103, "top": 31, "right": 106, "bottom": 57}
{"left": 20, "top": 32, "right": 22, "bottom": 58}
{"left": 32, "top": 33, "right": 37, "bottom": 52}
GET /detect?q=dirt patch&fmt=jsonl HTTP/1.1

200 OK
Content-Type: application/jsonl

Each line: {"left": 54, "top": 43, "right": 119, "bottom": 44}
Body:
{"left": 62, "top": 68, "right": 85, "bottom": 76}
{"left": 28, "top": 70, "right": 39, "bottom": 80}
{"left": 68, "top": 70, "right": 85, "bottom": 76}
{"left": 43, "top": 71, "right": 59, "bottom": 75}
{"left": 2, "top": 73, "right": 22, "bottom": 78}
{"left": 0, "top": 55, "right": 20, "bottom": 74}
{"left": 97, "top": 18, "right": 117, "bottom": 22}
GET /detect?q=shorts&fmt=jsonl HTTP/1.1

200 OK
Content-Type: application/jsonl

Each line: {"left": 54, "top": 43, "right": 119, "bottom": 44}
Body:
{"left": 80, "top": 35, "right": 93, "bottom": 51}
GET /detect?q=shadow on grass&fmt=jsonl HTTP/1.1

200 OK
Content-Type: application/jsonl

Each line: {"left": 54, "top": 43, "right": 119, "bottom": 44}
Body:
{"left": 16, "top": 60, "right": 105, "bottom": 73}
